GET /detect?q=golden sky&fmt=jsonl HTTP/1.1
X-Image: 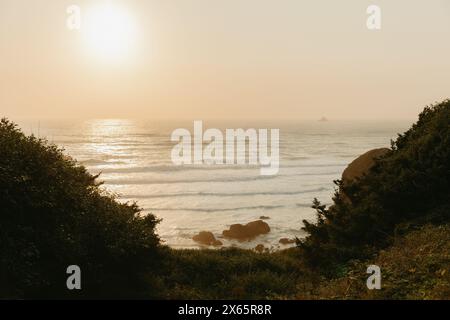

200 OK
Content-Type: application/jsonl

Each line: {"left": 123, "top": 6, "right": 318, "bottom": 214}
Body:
{"left": 1, "top": 0, "right": 450, "bottom": 120}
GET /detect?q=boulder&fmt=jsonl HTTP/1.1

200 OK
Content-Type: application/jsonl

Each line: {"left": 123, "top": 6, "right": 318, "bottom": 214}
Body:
{"left": 222, "top": 220, "right": 270, "bottom": 241}
{"left": 259, "top": 216, "right": 270, "bottom": 220}
{"left": 279, "top": 238, "right": 296, "bottom": 245}
{"left": 192, "top": 231, "right": 223, "bottom": 246}
{"left": 339, "top": 148, "right": 390, "bottom": 204}
{"left": 342, "top": 148, "right": 389, "bottom": 184}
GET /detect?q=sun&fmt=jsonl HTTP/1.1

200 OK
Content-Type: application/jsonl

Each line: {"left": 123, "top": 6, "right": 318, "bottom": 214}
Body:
{"left": 82, "top": 4, "right": 137, "bottom": 64}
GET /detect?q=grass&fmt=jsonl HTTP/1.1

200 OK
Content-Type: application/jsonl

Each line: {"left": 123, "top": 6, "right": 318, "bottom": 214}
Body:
{"left": 297, "top": 224, "right": 450, "bottom": 299}
{"left": 151, "top": 224, "right": 450, "bottom": 300}
{"left": 154, "top": 247, "right": 315, "bottom": 299}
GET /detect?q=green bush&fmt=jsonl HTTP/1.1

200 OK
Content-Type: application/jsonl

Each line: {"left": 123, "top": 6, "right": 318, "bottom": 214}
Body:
{"left": 0, "top": 119, "right": 161, "bottom": 299}
{"left": 299, "top": 100, "right": 450, "bottom": 272}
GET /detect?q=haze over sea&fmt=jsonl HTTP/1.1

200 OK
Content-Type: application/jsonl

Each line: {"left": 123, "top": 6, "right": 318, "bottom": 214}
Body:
{"left": 18, "top": 119, "right": 409, "bottom": 249}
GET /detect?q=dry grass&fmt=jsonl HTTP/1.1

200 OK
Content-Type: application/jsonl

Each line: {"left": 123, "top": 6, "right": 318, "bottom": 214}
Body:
{"left": 296, "top": 224, "right": 450, "bottom": 300}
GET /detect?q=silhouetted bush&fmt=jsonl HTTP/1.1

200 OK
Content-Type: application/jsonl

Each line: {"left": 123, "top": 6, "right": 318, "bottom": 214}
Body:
{"left": 299, "top": 100, "right": 450, "bottom": 273}
{"left": 0, "top": 119, "right": 161, "bottom": 299}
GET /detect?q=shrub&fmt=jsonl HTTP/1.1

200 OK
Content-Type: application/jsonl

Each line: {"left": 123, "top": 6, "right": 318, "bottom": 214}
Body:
{"left": 0, "top": 119, "right": 161, "bottom": 298}
{"left": 299, "top": 100, "right": 450, "bottom": 272}
{"left": 297, "top": 224, "right": 450, "bottom": 299}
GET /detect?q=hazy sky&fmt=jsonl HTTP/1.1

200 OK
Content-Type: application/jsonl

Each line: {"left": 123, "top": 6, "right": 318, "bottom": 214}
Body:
{"left": 1, "top": 0, "right": 450, "bottom": 120}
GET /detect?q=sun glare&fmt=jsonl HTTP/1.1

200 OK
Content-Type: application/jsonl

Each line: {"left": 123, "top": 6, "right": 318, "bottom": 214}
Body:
{"left": 82, "top": 4, "right": 137, "bottom": 64}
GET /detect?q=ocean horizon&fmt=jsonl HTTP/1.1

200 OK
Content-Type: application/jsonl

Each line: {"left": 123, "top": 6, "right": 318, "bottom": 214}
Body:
{"left": 17, "top": 119, "right": 410, "bottom": 250}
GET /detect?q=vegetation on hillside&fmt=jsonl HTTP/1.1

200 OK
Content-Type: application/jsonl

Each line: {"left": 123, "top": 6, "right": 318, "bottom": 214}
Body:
{"left": 299, "top": 100, "right": 450, "bottom": 273}
{"left": 153, "top": 224, "right": 449, "bottom": 299}
{"left": 297, "top": 224, "right": 450, "bottom": 300}
{"left": 0, "top": 119, "right": 161, "bottom": 299}
{"left": 0, "top": 100, "right": 448, "bottom": 299}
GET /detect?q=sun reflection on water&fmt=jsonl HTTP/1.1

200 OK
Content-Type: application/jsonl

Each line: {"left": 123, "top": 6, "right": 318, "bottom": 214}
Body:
{"left": 84, "top": 119, "right": 136, "bottom": 158}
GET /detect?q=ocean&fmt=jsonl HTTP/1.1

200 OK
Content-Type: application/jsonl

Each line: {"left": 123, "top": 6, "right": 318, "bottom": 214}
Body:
{"left": 18, "top": 119, "right": 409, "bottom": 250}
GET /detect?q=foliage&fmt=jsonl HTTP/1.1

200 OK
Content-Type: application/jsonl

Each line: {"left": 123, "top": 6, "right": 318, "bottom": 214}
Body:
{"left": 298, "top": 100, "right": 450, "bottom": 272}
{"left": 0, "top": 119, "right": 161, "bottom": 299}
{"left": 297, "top": 224, "right": 450, "bottom": 300}
{"left": 1, "top": 99, "right": 449, "bottom": 299}
{"left": 155, "top": 247, "right": 315, "bottom": 299}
